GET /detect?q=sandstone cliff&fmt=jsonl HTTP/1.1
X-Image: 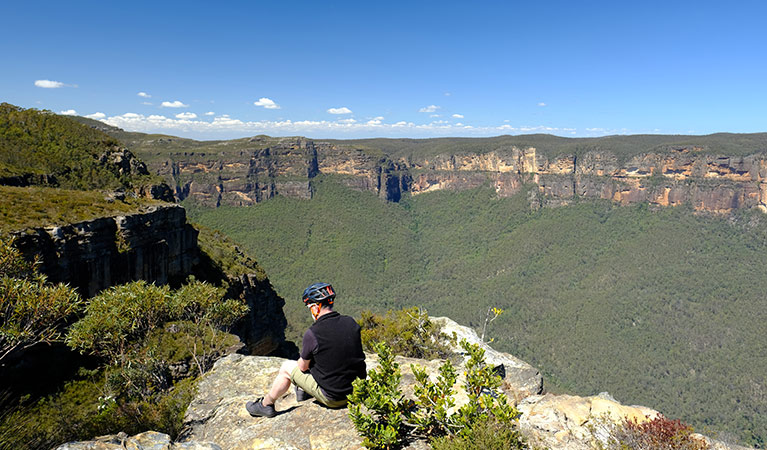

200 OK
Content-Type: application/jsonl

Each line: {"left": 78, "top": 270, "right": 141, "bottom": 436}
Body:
{"left": 56, "top": 318, "right": 749, "bottom": 450}
{"left": 8, "top": 204, "right": 289, "bottom": 358}
{"left": 134, "top": 135, "right": 767, "bottom": 214}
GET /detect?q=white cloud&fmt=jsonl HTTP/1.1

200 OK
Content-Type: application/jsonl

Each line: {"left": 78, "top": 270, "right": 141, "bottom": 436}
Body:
{"left": 254, "top": 98, "right": 280, "bottom": 109}
{"left": 59, "top": 109, "right": 77, "bottom": 116}
{"left": 452, "top": 114, "right": 464, "bottom": 119}
{"left": 176, "top": 112, "right": 197, "bottom": 119}
{"left": 35, "top": 79, "right": 67, "bottom": 88}
{"left": 430, "top": 114, "right": 441, "bottom": 118}
{"left": 327, "top": 107, "right": 352, "bottom": 114}
{"left": 419, "top": 105, "right": 440, "bottom": 113}
{"left": 444, "top": 92, "right": 451, "bottom": 96}
{"left": 138, "top": 92, "right": 151, "bottom": 98}
{"left": 538, "top": 102, "right": 547, "bottom": 107}
{"left": 99, "top": 111, "right": 615, "bottom": 139}
{"left": 161, "top": 100, "right": 189, "bottom": 108}
{"left": 142, "top": 102, "right": 153, "bottom": 105}
{"left": 85, "top": 112, "right": 106, "bottom": 119}
{"left": 204, "top": 111, "right": 215, "bottom": 116}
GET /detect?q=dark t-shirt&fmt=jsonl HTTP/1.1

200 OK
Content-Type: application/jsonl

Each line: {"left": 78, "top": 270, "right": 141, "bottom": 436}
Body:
{"left": 300, "top": 311, "right": 366, "bottom": 400}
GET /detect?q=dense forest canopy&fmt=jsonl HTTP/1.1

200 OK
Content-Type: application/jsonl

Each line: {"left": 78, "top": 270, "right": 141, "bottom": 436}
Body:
{"left": 187, "top": 176, "right": 767, "bottom": 446}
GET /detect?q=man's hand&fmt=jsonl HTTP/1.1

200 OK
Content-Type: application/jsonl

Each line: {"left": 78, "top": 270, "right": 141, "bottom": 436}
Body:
{"left": 297, "top": 357, "right": 311, "bottom": 372}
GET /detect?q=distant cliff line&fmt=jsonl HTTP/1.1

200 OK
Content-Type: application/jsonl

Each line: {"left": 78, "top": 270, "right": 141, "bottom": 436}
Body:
{"left": 129, "top": 134, "right": 767, "bottom": 214}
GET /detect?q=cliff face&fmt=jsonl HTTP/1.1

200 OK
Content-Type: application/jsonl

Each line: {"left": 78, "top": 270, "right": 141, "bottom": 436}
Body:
{"left": 405, "top": 147, "right": 767, "bottom": 213}
{"left": 12, "top": 205, "right": 197, "bottom": 297}
{"left": 10, "top": 204, "right": 288, "bottom": 357}
{"left": 146, "top": 138, "right": 767, "bottom": 214}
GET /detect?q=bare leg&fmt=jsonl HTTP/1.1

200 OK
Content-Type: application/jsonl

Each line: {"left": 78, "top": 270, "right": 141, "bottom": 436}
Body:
{"left": 263, "top": 360, "right": 297, "bottom": 406}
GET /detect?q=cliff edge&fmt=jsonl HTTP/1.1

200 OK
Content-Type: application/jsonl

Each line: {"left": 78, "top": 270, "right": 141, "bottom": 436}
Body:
{"left": 56, "top": 318, "right": 750, "bottom": 450}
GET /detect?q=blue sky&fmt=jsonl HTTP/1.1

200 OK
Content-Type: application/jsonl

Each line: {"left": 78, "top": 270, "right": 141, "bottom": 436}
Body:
{"left": 2, "top": 1, "right": 766, "bottom": 139}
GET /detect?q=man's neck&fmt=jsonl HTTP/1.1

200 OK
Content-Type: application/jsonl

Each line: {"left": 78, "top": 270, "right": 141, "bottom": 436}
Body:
{"left": 316, "top": 307, "right": 334, "bottom": 320}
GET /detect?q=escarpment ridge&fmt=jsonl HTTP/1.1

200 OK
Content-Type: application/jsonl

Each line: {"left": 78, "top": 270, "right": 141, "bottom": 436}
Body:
{"left": 85, "top": 124, "right": 767, "bottom": 213}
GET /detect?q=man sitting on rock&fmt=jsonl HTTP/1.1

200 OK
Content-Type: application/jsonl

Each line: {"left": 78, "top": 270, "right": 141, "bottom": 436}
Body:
{"left": 246, "top": 282, "right": 367, "bottom": 417}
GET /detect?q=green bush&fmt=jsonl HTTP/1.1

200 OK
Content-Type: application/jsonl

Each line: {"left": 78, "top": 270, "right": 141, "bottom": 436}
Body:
{"left": 430, "top": 415, "right": 527, "bottom": 450}
{"left": 67, "top": 279, "right": 247, "bottom": 368}
{"left": 348, "top": 342, "right": 410, "bottom": 449}
{"left": 1, "top": 277, "right": 245, "bottom": 449}
{"left": 348, "top": 340, "right": 527, "bottom": 449}
{"left": 358, "top": 307, "right": 455, "bottom": 359}
{"left": 66, "top": 281, "right": 173, "bottom": 364}
{"left": 0, "top": 237, "right": 83, "bottom": 363}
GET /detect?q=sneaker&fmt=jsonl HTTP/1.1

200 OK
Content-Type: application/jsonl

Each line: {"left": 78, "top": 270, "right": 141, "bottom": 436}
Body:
{"left": 295, "top": 386, "right": 313, "bottom": 402}
{"left": 246, "top": 397, "right": 276, "bottom": 418}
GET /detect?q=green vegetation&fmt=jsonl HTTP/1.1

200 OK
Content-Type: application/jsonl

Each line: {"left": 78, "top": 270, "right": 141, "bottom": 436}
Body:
{"left": 194, "top": 224, "right": 268, "bottom": 281}
{"left": 359, "top": 307, "right": 455, "bottom": 359}
{"left": 348, "top": 340, "right": 525, "bottom": 449}
{"left": 591, "top": 414, "right": 709, "bottom": 450}
{"left": 0, "top": 238, "right": 83, "bottom": 363}
{"left": 0, "top": 185, "right": 163, "bottom": 232}
{"left": 67, "top": 280, "right": 247, "bottom": 368}
{"left": 0, "top": 273, "right": 248, "bottom": 448}
{"left": 0, "top": 103, "right": 156, "bottom": 190}
{"left": 188, "top": 176, "right": 767, "bottom": 446}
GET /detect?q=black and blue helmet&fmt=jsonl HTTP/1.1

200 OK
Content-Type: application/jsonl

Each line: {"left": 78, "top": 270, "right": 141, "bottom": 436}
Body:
{"left": 302, "top": 282, "right": 335, "bottom": 305}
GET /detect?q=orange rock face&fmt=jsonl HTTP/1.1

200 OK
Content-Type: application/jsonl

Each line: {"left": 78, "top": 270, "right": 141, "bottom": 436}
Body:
{"left": 149, "top": 138, "right": 767, "bottom": 214}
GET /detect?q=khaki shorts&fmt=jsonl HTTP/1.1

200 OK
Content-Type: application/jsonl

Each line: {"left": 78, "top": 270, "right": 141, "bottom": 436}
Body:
{"left": 290, "top": 366, "right": 348, "bottom": 408}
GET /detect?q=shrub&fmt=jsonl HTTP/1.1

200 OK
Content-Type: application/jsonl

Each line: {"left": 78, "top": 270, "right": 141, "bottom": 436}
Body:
{"left": 592, "top": 414, "right": 709, "bottom": 450}
{"left": 348, "top": 340, "right": 527, "bottom": 449}
{"left": 66, "top": 281, "right": 173, "bottom": 364}
{"left": 358, "top": 307, "right": 455, "bottom": 359}
{"left": 430, "top": 415, "right": 527, "bottom": 450}
{"left": 67, "top": 279, "right": 248, "bottom": 369}
{"left": 0, "top": 373, "right": 197, "bottom": 449}
{"left": 0, "top": 237, "right": 83, "bottom": 363}
{"left": 348, "top": 342, "right": 411, "bottom": 449}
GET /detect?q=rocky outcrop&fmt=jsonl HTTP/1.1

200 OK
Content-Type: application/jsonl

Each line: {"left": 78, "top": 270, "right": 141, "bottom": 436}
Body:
{"left": 433, "top": 317, "right": 543, "bottom": 400}
{"left": 228, "top": 273, "right": 291, "bottom": 357}
{"left": 12, "top": 204, "right": 198, "bottom": 297}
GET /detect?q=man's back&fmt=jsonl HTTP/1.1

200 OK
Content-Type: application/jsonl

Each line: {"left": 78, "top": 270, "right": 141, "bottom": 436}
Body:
{"left": 304, "top": 311, "right": 366, "bottom": 400}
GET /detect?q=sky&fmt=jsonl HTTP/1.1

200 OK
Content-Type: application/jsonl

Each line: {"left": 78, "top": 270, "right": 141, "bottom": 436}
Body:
{"left": 2, "top": 0, "right": 766, "bottom": 140}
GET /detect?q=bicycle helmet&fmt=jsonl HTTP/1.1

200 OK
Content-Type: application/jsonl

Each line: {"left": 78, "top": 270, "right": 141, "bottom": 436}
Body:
{"left": 302, "top": 282, "right": 335, "bottom": 305}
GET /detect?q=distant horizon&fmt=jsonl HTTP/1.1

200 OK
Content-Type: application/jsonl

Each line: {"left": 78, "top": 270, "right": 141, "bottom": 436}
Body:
{"left": 4, "top": 1, "right": 766, "bottom": 140}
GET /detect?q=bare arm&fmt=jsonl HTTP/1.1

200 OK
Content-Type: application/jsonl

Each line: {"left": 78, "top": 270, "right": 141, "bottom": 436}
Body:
{"left": 297, "top": 357, "right": 311, "bottom": 372}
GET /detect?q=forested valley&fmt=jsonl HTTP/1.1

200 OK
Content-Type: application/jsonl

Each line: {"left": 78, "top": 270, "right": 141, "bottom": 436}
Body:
{"left": 188, "top": 175, "right": 767, "bottom": 446}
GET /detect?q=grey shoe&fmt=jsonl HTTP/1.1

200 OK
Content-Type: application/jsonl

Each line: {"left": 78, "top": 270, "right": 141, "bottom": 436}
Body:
{"left": 296, "top": 386, "right": 313, "bottom": 402}
{"left": 246, "top": 397, "right": 276, "bottom": 418}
